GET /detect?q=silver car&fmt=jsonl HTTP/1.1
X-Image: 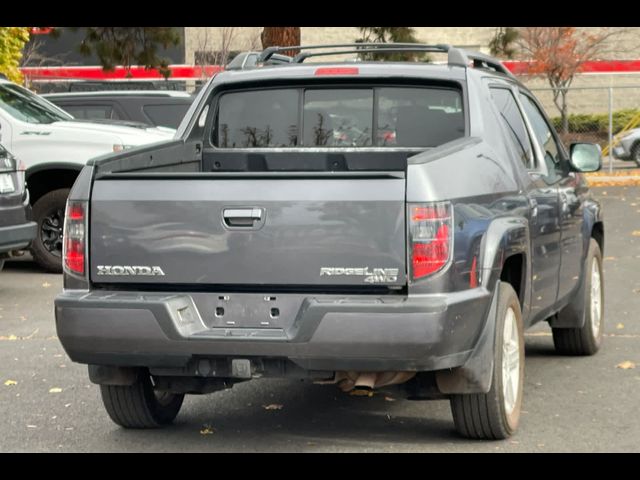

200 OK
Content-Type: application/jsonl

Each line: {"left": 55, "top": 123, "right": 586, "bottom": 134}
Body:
{"left": 612, "top": 128, "right": 640, "bottom": 165}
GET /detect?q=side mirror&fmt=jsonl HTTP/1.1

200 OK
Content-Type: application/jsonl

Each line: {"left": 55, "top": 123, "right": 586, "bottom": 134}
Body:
{"left": 569, "top": 143, "right": 601, "bottom": 172}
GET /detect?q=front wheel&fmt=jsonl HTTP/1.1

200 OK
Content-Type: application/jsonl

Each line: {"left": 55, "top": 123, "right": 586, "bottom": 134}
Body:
{"left": 552, "top": 239, "right": 604, "bottom": 355}
{"left": 450, "top": 283, "right": 525, "bottom": 439}
{"left": 100, "top": 372, "right": 184, "bottom": 429}
{"left": 30, "top": 188, "right": 69, "bottom": 273}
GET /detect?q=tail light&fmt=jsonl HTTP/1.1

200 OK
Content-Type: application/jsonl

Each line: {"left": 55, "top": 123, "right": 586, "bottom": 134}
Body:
{"left": 63, "top": 201, "right": 87, "bottom": 277}
{"left": 410, "top": 202, "right": 452, "bottom": 280}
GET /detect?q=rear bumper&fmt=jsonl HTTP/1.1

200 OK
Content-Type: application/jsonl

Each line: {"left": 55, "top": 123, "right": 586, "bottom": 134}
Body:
{"left": 55, "top": 287, "right": 493, "bottom": 373}
{"left": 0, "top": 221, "right": 37, "bottom": 254}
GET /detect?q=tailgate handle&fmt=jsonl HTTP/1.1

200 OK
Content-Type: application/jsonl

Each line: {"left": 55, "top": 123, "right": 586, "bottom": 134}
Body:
{"left": 223, "top": 208, "right": 263, "bottom": 227}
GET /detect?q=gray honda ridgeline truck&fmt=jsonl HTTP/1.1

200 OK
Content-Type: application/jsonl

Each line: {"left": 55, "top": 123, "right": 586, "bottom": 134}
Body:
{"left": 55, "top": 44, "right": 605, "bottom": 439}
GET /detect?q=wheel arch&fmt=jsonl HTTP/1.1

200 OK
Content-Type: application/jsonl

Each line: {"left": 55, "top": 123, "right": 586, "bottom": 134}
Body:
{"left": 436, "top": 217, "right": 530, "bottom": 395}
{"left": 26, "top": 163, "right": 82, "bottom": 206}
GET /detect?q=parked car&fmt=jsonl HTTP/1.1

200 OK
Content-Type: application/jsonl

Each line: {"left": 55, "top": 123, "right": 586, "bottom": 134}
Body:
{"left": 611, "top": 128, "right": 640, "bottom": 165}
{"left": 226, "top": 51, "right": 292, "bottom": 70}
{"left": 55, "top": 44, "right": 604, "bottom": 439}
{"left": 43, "top": 91, "right": 193, "bottom": 130}
{"left": 0, "top": 78, "right": 175, "bottom": 272}
{"left": 0, "top": 143, "right": 36, "bottom": 270}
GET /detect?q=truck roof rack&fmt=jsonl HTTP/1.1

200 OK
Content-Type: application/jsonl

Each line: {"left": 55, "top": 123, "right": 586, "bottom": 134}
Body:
{"left": 257, "top": 43, "right": 515, "bottom": 78}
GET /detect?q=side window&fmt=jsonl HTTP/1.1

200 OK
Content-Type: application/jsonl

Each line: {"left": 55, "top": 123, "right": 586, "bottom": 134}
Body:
{"left": 143, "top": 104, "right": 191, "bottom": 129}
{"left": 518, "top": 93, "right": 562, "bottom": 165}
{"left": 489, "top": 87, "right": 533, "bottom": 167}
{"left": 62, "top": 105, "right": 113, "bottom": 120}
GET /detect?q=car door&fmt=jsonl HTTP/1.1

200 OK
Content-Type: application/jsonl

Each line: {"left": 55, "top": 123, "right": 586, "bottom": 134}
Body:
{"left": 489, "top": 86, "right": 562, "bottom": 322}
{"left": 518, "top": 91, "right": 584, "bottom": 305}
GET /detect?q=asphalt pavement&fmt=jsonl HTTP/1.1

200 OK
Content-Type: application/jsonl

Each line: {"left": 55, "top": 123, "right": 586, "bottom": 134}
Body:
{"left": 1, "top": 186, "right": 639, "bottom": 452}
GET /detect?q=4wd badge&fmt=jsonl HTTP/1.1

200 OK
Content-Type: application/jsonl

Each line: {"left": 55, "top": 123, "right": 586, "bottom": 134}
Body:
{"left": 320, "top": 267, "right": 399, "bottom": 284}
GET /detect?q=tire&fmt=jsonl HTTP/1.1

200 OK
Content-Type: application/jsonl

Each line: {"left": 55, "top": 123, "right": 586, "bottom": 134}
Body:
{"left": 100, "top": 372, "right": 184, "bottom": 429}
{"left": 450, "top": 283, "right": 525, "bottom": 440}
{"left": 632, "top": 143, "right": 640, "bottom": 167}
{"left": 552, "top": 239, "right": 604, "bottom": 356}
{"left": 30, "top": 188, "right": 69, "bottom": 273}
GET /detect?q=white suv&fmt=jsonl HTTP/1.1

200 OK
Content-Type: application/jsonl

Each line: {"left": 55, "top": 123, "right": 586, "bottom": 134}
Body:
{"left": 0, "top": 79, "right": 174, "bottom": 271}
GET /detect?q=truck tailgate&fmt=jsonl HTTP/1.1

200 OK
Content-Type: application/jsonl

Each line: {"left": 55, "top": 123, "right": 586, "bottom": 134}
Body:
{"left": 90, "top": 175, "right": 406, "bottom": 287}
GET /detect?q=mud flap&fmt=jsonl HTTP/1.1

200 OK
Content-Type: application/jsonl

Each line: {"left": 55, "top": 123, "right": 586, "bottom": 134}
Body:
{"left": 435, "top": 281, "right": 500, "bottom": 394}
{"left": 550, "top": 256, "right": 587, "bottom": 329}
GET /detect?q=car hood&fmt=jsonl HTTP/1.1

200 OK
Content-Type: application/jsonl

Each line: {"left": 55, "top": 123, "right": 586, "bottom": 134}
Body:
{"left": 51, "top": 120, "right": 175, "bottom": 144}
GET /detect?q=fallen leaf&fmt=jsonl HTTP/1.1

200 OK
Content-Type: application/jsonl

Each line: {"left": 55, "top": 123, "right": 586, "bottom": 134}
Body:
{"left": 384, "top": 396, "right": 397, "bottom": 402}
{"left": 0, "top": 334, "right": 18, "bottom": 341}
{"left": 4, "top": 380, "right": 17, "bottom": 386}
{"left": 49, "top": 387, "right": 63, "bottom": 393}
{"left": 199, "top": 424, "right": 215, "bottom": 435}
{"left": 42, "top": 282, "right": 51, "bottom": 288}
{"left": 632, "top": 231, "right": 640, "bottom": 237}
{"left": 616, "top": 361, "right": 636, "bottom": 370}
{"left": 616, "top": 323, "right": 625, "bottom": 329}
{"left": 632, "top": 203, "right": 638, "bottom": 207}
{"left": 263, "top": 404, "right": 284, "bottom": 410}
{"left": 24, "top": 328, "right": 39, "bottom": 340}
{"left": 603, "top": 256, "right": 616, "bottom": 261}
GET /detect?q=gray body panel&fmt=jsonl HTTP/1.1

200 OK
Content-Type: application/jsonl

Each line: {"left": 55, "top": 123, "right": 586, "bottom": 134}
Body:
{"left": 56, "top": 286, "right": 491, "bottom": 372}
{"left": 90, "top": 176, "right": 406, "bottom": 286}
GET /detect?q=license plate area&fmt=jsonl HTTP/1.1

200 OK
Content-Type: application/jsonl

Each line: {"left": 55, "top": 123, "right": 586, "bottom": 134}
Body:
{"left": 0, "top": 173, "right": 15, "bottom": 194}
{"left": 202, "top": 293, "right": 302, "bottom": 330}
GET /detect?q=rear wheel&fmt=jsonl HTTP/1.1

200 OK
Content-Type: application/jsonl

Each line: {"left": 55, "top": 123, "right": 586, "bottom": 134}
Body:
{"left": 552, "top": 239, "right": 603, "bottom": 355}
{"left": 100, "top": 371, "right": 184, "bottom": 428}
{"left": 450, "top": 283, "right": 525, "bottom": 439}
{"left": 30, "top": 188, "right": 69, "bottom": 273}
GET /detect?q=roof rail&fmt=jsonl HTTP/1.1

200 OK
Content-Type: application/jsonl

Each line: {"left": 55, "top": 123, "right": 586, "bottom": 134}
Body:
{"left": 464, "top": 50, "right": 515, "bottom": 78}
{"left": 257, "top": 43, "right": 514, "bottom": 77}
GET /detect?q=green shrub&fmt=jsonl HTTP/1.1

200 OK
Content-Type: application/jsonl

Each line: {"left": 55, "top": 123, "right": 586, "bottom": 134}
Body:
{"left": 551, "top": 109, "right": 640, "bottom": 135}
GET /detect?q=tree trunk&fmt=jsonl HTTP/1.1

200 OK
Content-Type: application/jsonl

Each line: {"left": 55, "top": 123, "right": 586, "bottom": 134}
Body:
{"left": 261, "top": 27, "right": 301, "bottom": 57}
{"left": 561, "top": 90, "right": 569, "bottom": 135}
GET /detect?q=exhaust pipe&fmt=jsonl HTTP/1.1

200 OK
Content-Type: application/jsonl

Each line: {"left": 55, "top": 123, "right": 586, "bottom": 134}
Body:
{"left": 321, "top": 371, "right": 416, "bottom": 392}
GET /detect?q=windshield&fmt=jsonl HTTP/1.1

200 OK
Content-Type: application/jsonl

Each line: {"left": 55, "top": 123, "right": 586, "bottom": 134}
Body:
{"left": 215, "top": 86, "right": 465, "bottom": 149}
{"left": 0, "top": 83, "right": 72, "bottom": 124}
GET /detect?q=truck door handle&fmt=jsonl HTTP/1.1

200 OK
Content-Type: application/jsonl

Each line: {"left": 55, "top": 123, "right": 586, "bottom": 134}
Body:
{"left": 223, "top": 208, "right": 263, "bottom": 227}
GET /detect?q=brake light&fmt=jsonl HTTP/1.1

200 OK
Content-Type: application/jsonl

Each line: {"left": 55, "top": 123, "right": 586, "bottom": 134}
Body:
{"left": 63, "top": 201, "right": 86, "bottom": 276}
{"left": 410, "top": 202, "right": 452, "bottom": 280}
{"left": 314, "top": 67, "right": 359, "bottom": 76}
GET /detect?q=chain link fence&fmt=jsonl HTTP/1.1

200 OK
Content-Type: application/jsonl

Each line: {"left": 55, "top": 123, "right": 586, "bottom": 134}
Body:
{"left": 530, "top": 86, "right": 640, "bottom": 173}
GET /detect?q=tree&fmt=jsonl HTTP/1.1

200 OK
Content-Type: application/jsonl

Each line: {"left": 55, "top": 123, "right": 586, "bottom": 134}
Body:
{"left": 518, "top": 27, "right": 620, "bottom": 133}
{"left": 0, "top": 27, "right": 30, "bottom": 83}
{"left": 489, "top": 27, "right": 519, "bottom": 59}
{"left": 260, "top": 27, "right": 300, "bottom": 56}
{"left": 69, "top": 27, "right": 181, "bottom": 79}
{"left": 355, "top": 27, "right": 423, "bottom": 61}
{"left": 193, "top": 27, "right": 239, "bottom": 72}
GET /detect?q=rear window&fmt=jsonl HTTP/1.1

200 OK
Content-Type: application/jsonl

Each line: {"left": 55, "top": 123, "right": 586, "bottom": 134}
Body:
{"left": 215, "top": 86, "right": 464, "bottom": 148}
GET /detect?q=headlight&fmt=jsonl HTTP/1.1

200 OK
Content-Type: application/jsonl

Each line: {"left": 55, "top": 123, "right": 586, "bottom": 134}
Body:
{"left": 112, "top": 144, "right": 135, "bottom": 152}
